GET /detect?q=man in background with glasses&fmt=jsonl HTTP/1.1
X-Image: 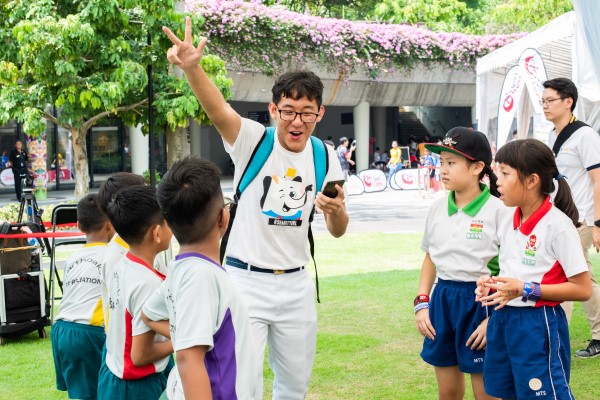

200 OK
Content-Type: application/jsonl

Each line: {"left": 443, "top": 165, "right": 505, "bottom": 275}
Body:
{"left": 543, "top": 77, "right": 600, "bottom": 359}
{"left": 163, "top": 17, "right": 349, "bottom": 400}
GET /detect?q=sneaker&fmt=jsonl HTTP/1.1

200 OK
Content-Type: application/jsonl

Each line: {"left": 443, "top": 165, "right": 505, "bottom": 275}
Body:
{"left": 575, "top": 339, "right": 600, "bottom": 358}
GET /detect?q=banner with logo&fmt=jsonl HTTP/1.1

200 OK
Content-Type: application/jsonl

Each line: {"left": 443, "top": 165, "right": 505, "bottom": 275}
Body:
{"left": 497, "top": 65, "right": 525, "bottom": 148}
{"left": 392, "top": 169, "right": 425, "bottom": 190}
{"left": 518, "top": 48, "right": 548, "bottom": 115}
{"left": 346, "top": 174, "right": 365, "bottom": 196}
{"left": 358, "top": 169, "right": 387, "bottom": 193}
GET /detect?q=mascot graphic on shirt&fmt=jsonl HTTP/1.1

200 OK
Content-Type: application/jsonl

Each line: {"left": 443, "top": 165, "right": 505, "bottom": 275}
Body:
{"left": 260, "top": 168, "right": 313, "bottom": 226}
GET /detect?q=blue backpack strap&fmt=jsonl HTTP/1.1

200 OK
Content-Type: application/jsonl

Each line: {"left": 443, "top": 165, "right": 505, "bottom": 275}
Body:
{"left": 310, "top": 136, "right": 328, "bottom": 194}
{"left": 235, "top": 127, "right": 275, "bottom": 200}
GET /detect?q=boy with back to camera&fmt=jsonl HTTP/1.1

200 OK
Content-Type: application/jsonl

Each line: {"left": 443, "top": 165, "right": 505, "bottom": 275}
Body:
{"left": 143, "top": 157, "right": 256, "bottom": 399}
{"left": 98, "top": 185, "right": 174, "bottom": 400}
{"left": 51, "top": 194, "right": 115, "bottom": 400}
{"left": 97, "top": 173, "right": 170, "bottom": 326}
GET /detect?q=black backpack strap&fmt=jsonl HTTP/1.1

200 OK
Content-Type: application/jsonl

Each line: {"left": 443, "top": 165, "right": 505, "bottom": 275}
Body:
{"left": 552, "top": 119, "right": 588, "bottom": 156}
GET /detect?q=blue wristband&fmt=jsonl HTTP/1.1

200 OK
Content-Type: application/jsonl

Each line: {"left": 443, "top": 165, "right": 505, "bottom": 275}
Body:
{"left": 521, "top": 282, "right": 532, "bottom": 302}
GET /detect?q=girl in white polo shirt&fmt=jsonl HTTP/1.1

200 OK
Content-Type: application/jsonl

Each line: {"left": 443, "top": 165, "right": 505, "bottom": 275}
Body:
{"left": 416, "top": 127, "right": 506, "bottom": 400}
{"left": 477, "top": 139, "right": 592, "bottom": 399}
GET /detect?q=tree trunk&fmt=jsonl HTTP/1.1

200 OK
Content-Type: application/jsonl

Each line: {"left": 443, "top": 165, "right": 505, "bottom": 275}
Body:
{"left": 166, "top": 125, "right": 190, "bottom": 169}
{"left": 71, "top": 127, "right": 90, "bottom": 198}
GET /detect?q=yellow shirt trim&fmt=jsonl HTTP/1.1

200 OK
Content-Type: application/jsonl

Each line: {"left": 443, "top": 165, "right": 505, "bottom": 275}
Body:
{"left": 83, "top": 242, "right": 108, "bottom": 248}
{"left": 89, "top": 298, "right": 105, "bottom": 327}
{"left": 115, "top": 235, "right": 129, "bottom": 250}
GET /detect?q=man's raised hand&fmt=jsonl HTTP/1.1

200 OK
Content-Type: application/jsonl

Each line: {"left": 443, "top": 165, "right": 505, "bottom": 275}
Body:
{"left": 162, "top": 16, "right": 207, "bottom": 71}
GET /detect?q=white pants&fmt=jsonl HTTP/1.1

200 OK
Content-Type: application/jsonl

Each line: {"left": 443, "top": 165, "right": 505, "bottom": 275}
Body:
{"left": 226, "top": 264, "right": 317, "bottom": 400}
{"left": 562, "top": 223, "right": 600, "bottom": 340}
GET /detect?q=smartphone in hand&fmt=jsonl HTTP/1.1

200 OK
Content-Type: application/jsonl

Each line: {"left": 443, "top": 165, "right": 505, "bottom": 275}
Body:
{"left": 322, "top": 179, "right": 345, "bottom": 198}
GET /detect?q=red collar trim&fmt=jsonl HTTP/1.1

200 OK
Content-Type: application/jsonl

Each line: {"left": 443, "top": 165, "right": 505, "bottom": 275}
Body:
{"left": 513, "top": 196, "right": 552, "bottom": 235}
{"left": 126, "top": 252, "right": 166, "bottom": 281}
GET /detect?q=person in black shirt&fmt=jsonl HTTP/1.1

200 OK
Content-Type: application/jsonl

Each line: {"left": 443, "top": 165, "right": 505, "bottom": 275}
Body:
{"left": 9, "top": 140, "right": 29, "bottom": 201}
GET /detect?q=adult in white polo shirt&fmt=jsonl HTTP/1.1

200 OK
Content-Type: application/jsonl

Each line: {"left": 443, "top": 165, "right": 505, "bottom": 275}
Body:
{"left": 543, "top": 77, "right": 600, "bottom": 358}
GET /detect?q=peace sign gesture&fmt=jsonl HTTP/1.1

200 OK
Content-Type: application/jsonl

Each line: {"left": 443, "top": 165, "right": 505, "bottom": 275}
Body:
{"left": 162, "top": 16, "right": 207, "bottom": 71}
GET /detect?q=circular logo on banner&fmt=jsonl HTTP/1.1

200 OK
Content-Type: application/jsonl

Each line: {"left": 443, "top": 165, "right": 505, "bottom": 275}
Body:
{"left": 402, "top": 173, "right": 413, "bottom": 184}
{"left": 503, "top": 95, "right": 514, "bottom": 112}
{"left": 0, "top": 169, "right": 15, "bottom": 186}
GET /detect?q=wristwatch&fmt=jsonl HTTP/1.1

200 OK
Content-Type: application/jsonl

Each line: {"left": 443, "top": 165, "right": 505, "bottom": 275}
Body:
{"left": 521, "top": 282, "right": 532, "bottom": 302}
{"left": 414, "top": 294, "right": 430, "bottom": 306}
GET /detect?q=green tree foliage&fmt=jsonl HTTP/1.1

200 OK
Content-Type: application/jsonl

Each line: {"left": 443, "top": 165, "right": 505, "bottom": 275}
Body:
{"left": 374, "top": 0, "right": 468, "bottom": 31}
{"left": 265, "top": 0, "right": 378, "bottom": 20}
{"left": 0, "top": 0, "right": 232, "bottom": 196}
{"left": 483, "top": 0, "right": 573, "bottom": 34}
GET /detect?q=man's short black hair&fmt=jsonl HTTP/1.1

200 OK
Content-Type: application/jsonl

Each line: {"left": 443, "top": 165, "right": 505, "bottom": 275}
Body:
{"left": 157, "top": 157, "right": 223, "bottom": 245}
{"left": 272, "top": 70, "right": 324, "bottom": 108}
{"left": 77, "top": 194, "right": 108, "bottom": 233}
{"left": 106, "top": 185, "right": 164, "bottom": 245}
{"left": 97, "top": 172, "right": 145, "bottom": 215}
{"left": 543, "top": 77, "right": 578, "bottom": 112}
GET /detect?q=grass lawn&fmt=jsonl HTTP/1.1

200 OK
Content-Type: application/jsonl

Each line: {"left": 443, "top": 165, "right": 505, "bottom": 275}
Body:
{"left": 1, "top": 233, "right": 600, "bottom": 399}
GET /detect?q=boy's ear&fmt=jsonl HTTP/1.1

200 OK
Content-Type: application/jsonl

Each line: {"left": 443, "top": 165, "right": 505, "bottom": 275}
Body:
{"left": 151, "top": 224, "right": 161, "bottom": 243}
{"left": 219, "top": 208, "right": 230, "bottom": 238}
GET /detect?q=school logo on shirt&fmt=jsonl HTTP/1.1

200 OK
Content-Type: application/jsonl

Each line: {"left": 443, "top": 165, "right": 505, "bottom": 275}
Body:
{"left": 260, "top": 168, "right": 313, "bottom": 227}
{"left": 522, "top": 235, "right": 538, "bottom": 266}
{"left": 466, "top": 219, "right": 483, "bottom": 240}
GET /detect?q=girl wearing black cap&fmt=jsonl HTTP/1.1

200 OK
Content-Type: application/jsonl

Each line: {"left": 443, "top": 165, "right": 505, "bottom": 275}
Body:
{"left": 415, "top": 127, "right": 506, "bottom": 400}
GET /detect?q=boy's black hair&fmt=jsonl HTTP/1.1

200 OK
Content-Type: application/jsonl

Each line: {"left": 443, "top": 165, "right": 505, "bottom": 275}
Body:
{"left": 543, "top": 77, "right": 578, "bottom": 112}
{"left": 272, "top": 70, "right": 324, "bottom": 108}
{"left": 157, "top": 157, "right": 223, "bottom": 245}
{"left": 495, "top": 139, "right": 580, "bottom": 227}
{"left": 77, "top": 194, "right": 108, "bottom": 233}
{"left": 106, "top": 185, "right": 164, "bottom": 245}
{"left": 97, "top": 172, "right": 145, "bottom": 215}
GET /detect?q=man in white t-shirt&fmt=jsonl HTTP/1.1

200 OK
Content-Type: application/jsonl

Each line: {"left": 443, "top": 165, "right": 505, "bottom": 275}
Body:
{"left": 164, "top": 18, "right": 349, "bottom": 399}
{"left": 543, "top": 77, "right": 600, "bottom": 358}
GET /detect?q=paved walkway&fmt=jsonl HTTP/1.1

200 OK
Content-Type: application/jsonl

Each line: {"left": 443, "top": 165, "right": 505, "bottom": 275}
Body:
{"left": 0, "top": 177, "right": 437, "bottom": 234}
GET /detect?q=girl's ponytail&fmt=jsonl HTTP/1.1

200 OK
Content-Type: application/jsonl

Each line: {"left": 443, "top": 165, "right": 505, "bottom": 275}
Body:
{"left": 553, "top": 173, "right": 580, "bottom": 228}
{"left": 484, "top": 165, "right": 500, "bottom": 198}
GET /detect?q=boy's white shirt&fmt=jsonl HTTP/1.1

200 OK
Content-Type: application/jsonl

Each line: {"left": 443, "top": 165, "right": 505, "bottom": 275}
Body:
{"left": 55, "top": 243, "right": 107, "bottom": 326}
{"left": 104, "top": 253, "right": 170, "bottom": 379}
{"left": 100, "top": 234, "right": 170, "bottom": 327}
{"left": 143, "top": 254, "right": 256, "bottom": 400}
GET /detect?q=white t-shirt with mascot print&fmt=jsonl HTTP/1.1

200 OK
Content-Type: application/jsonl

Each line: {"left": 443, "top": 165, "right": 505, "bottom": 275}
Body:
{"left": 223, "top": 118, "right": 344, "bottom": 269}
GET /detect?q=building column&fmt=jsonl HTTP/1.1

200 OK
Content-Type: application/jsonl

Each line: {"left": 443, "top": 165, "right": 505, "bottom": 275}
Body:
{"left": 372, "top": 107, "right": 387, "bottom": 153}
{"left": 353, "top": 101, "right": 370, "bottom": 172}
{"left": 189, "top": 119, "right": 201, "bottom": 157}
{"left": 129, "top": 124, "right": 148, "bottom": 175}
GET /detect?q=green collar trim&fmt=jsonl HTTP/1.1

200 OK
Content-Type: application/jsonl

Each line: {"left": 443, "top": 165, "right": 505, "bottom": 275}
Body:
{"left": 448, "top": 184, "right": 491, "bottom": 216}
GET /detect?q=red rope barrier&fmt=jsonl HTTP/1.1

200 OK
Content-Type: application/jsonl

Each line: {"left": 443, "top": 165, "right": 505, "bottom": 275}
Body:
{"left": 0, "top": 231, "right": 84, "bottom": 239}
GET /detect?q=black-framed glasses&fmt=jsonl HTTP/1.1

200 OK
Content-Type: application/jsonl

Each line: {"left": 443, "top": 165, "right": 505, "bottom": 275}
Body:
{"left": 276, "top": 107, "right": 319, "bottom": 123}
{"left": 223, "top": 197, "right": 233, "bottom": 211}
{"left": 540, "top": 97, "right": 567, "bottom": 106}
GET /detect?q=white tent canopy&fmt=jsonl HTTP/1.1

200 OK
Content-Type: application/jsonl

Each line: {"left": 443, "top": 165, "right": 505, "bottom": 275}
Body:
{"left": 476, "top": 10, "right": 600, "bottom": 149}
